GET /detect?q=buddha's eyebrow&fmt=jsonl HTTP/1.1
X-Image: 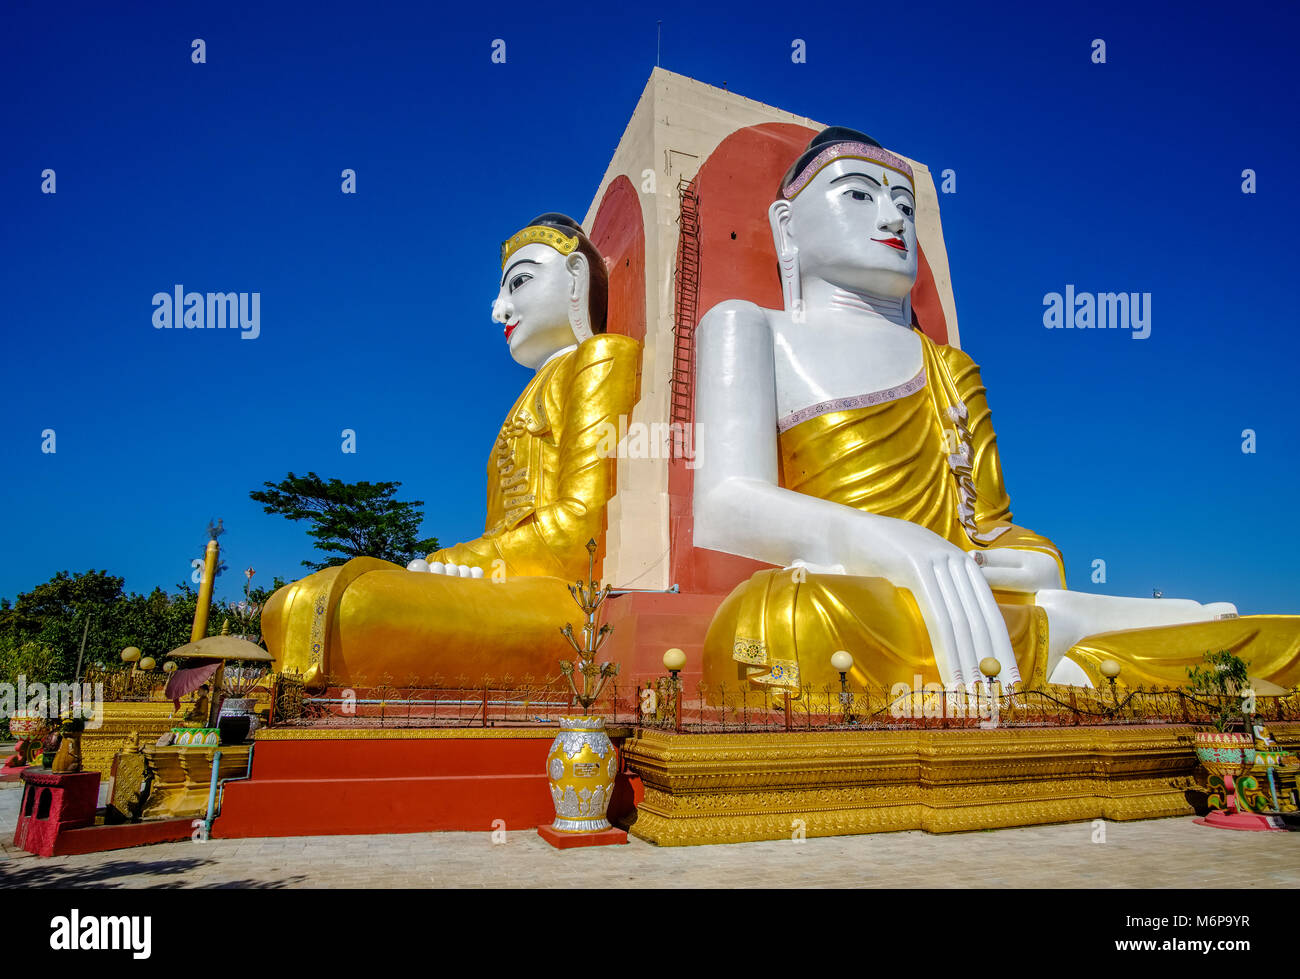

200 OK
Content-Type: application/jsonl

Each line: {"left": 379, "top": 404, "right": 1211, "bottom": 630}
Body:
{"left": 501, "top": 259, "right": 540, "bottom": 286}
{"left": 828, "top": 171, "right": 882, "bottom": 188}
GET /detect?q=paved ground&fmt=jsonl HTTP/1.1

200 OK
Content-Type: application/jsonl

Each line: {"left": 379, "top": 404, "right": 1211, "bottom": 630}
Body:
{"left": 1, "top": 781, "right": 1296, "bottom": 888}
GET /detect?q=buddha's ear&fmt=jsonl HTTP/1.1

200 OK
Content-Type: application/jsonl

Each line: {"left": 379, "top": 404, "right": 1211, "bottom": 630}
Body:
{"left": 564, "top": 252, "right": 594, "bottom": 342}
{"left": 768, "top": 198, "right": 801, "bottom": 313}
{"left": 768, "top": 198, "right": 794, "bottom": 255}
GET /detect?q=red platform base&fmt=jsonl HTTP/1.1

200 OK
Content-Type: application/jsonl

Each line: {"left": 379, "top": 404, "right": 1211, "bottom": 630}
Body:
{"left": 50, "top": 818, "right": 196, "bottom": 855}
{"left": 1194, "top": 811, "right": 1287, "bottom": 832}
{"left": 213, "top": 731, "right": 641, "bottom": 840}
{"left": 14, "top": 769, "right": 100, "bottom": 857}
{"left": 537, "top": 824, "right": 629, "bottom": 849}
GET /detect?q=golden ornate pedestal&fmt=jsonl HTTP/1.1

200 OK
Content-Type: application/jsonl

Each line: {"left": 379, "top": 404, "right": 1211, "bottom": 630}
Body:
{"left": 79, "top": 702, "right": 179, "bottom": 777}
{"left": 620, "top": 724, "right": 1300, "bottom": 846}
{"left": 140, "top": 745, "right": 251, "bottom": 822}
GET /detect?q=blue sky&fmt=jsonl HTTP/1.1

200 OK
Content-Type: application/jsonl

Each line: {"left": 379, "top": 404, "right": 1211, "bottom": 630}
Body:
{"left": 1, "top": 0, "right": 1297, "bottom": 614}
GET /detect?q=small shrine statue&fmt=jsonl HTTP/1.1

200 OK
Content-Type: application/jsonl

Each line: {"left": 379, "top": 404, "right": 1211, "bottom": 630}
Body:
{"left": 263, "top": 214, "right": 641, "bottom": 688}
{"left": 183, "top": 684, "right": 211, "bottom": 725}
{"left": 51, "top": 731, "right": 81, "bottom": 773}
{"left": 694, "top": 127, "right": 1300, "bottom": 694}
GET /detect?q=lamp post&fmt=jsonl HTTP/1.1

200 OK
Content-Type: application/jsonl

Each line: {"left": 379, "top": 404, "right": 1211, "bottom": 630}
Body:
{"left": 830, "top": 649, "right": 853, "bottom": 722}
{"left": 1100, "top": 659, "right": 1121, "bottom": 711}
{"left": 979, "top": 657, "right": 1001, "bottom": 725}
{"left": 663, "top": 647, "right": 685, "bottom": 732}
{"left": 120, "top": 646, "right": 142, "bottom": 700}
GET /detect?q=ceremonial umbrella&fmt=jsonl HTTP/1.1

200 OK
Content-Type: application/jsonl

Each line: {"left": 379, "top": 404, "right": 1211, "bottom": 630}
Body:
{"left": 162, "top": 636, "right": 273, "bottom": 726}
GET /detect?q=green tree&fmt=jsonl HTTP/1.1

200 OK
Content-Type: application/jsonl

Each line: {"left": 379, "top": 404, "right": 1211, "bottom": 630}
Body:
{"left": 1187, "top": 649, "right": 1252, "bottom": 733}
{"left": 250, "top": 471, "right": 439, "bottom": 571}
{"left": 0, "top": 570, "right": 124, "bottom": 680}
{"left": 0, "top": 571, "right": 234, "bottom": 685}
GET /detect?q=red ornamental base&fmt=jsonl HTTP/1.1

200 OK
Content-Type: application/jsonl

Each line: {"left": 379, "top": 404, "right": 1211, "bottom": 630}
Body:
{"left": 1194, "top": 811, "right": 1287, "bottom": 832}
{"left": 537, "top": 824, "right": 629, "bottom": 849}
{"left": 1, "top": 757, "right": 29, "bottom": 782}
{"left": 1194, "top": 771, "right": 1287, "bottom": 832}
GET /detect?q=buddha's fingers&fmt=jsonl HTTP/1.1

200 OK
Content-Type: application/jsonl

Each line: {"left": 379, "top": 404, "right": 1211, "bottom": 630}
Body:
{"left": 949, "top": 554, "right": 995, "bottom": 673}
{"left": 931, "top": 559, "right": 977, "bottom": 686}
{"left": 911, "top": 563, "right": 963, "bottom": 686}
{"left": 963, "top": 559, "right": 1019, "bottom": 685}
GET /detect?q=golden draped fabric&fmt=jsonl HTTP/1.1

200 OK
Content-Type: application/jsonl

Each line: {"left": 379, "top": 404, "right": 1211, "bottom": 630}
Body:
{"left": 263, "top": 334, "right": 641, "bottom": 689}
{"left": 1064, "top": 617, "right": 1300, "bottom": 690}
{"left": 777, "top": 334, "right": 1063, "bottom": 566}
{"left": 707, "top": 331, "right": 1058, "bottom": 694}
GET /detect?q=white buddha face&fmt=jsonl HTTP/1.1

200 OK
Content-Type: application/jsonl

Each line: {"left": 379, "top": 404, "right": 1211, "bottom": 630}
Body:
{"left": 780, "top": 157, "right": 918, "bottom": 300}
{"left": 492, "top": 242, "right": 586, "bottom": 369}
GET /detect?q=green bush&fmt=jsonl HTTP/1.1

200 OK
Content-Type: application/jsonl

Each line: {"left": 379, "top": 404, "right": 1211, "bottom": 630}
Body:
{"left": 1186, "top": 649, "right": 1251, "bottom": 733}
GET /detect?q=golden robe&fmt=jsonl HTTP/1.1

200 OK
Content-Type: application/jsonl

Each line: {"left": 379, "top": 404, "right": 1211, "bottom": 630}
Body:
{"left": 704, "top": 330, "right": 1300, "bottom": 694}
{"left": 263, "top": 333, "right": 641, "bottom": 689}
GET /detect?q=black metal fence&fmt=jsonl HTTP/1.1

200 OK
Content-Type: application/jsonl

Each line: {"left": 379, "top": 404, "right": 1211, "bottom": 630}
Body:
{"left": 641, "top": 680, "right": 1300, "bottom": 732}
{"left": 81, "top": 664, "right": 169, "bottom": 703}
{"left": 267, "top": 672, "right": 1300, "bottom": 733}
{"left": 269, "top": 672, "right": 637, "bottom": 728}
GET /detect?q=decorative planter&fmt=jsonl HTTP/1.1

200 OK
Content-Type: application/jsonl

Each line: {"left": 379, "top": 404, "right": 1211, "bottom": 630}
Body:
{"left": 218, "top": 697, "right": 260, "bottom": 744}
{"left": 1193, "top": 730, "right": 1285, "bottom": 831}
{"left": 8, "top": 712, "right": 51, "bottom": 742}
{"left": 545, "top": 716, "right": 617, "bottom": 833}
{"left": 5, "top": 713, "right": 50, "bottom": 770}
{"left": 1194, "top": 731, "right": 1255, "bottom": 780}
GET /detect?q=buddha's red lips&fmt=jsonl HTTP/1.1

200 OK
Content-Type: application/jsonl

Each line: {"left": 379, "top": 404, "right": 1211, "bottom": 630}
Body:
{"left": 872, "top": 236, "right": 908, "bottom": 251}
{"left": 504, "top": 322, "right": 519, "bottom": 341}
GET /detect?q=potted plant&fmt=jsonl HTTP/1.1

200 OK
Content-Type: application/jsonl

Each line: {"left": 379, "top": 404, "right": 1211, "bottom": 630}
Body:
{"left": 1186, "top": 650, "right": 1255, "bottom": 797}
{"left": 545, "top": 540, "right": 621, "bottom": 836}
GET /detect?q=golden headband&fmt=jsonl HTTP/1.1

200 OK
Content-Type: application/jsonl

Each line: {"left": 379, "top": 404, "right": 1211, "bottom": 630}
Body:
{"left": 500, "top": 225, "right": 581, "bottom": 269}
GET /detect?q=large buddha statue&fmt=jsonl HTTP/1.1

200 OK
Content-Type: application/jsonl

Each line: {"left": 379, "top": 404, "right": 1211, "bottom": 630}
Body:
{"left": 263, "top": 214, "right": 641, "bottom": 689}
{"left": 694, "top": 128, "right": 1300, "bottom": 695}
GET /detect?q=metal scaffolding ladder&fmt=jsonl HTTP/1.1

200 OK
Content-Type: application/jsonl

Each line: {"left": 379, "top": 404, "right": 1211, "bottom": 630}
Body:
{"left": 669, "top": 175, "right": 701, "bottom": 436}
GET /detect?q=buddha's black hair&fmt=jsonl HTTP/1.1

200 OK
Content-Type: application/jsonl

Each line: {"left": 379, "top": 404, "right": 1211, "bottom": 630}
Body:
{"left": 780, "top": 127, "right": 883, "bottom": 195}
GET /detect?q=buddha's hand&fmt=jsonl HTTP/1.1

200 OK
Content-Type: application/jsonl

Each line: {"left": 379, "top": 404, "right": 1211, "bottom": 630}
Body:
{"left": 853, "top": 519, "right": 1017, "bottom": 688}
{"left": 974, "top": 548, "right": 1063, "bottom": 592}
